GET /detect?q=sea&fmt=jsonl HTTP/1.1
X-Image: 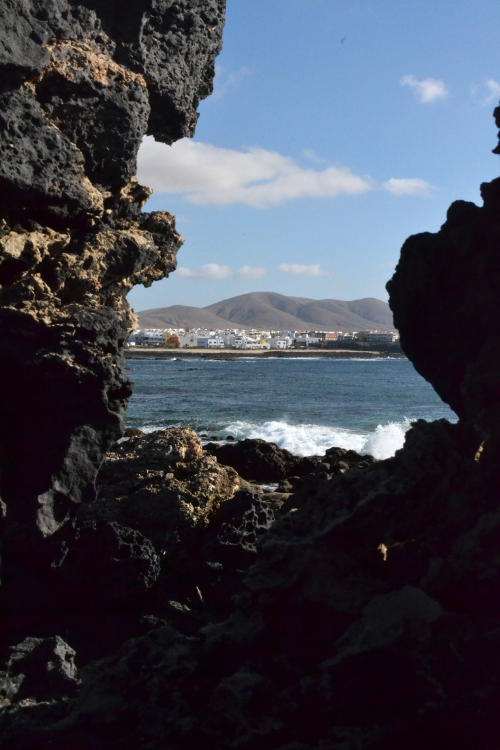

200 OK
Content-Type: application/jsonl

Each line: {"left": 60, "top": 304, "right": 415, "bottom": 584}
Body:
{"left": 125, "top": 357, "right": 456, "bottom": 460}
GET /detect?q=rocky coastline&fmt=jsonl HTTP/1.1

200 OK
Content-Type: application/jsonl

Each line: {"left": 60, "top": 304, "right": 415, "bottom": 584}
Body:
{"left": 1, "top": 2, "right": 500, "bottom": 749}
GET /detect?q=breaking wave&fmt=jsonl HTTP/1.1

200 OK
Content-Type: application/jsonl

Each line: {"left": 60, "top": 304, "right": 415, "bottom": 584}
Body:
{"left": 220, "top": 418, "right": 412, "bottom": 459}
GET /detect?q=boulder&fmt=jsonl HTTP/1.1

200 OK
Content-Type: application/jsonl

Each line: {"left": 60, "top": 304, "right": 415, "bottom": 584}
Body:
{"left": 206, "top": 438, "right": 324, "bottom": 482}
{"left": 0, "top": 636, "right": 79, "bottom": 705}
{"left": 58, "top": 521, "right": 161, "bottom": 603}
{"left": 93, "top": 428, "right": 241, "bottom": 550}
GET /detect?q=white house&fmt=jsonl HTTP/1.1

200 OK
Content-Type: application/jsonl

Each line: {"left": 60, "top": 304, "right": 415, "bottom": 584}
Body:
{"left": 270, "top": 337, "right": 293, "bottom": 349}
{"left": 197, "top": 335, "right": 224, "bottom": 348}
{"left": 129, "top": 329, "right": 166, "bottom": 346}
{"left": 179, "top": 332, "right": 198, "bottom": 348}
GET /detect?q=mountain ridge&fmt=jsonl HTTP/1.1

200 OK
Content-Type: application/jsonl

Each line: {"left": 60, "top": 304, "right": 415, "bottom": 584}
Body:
{"left": 137, "top": 292, "right": 394, "bottom": 331}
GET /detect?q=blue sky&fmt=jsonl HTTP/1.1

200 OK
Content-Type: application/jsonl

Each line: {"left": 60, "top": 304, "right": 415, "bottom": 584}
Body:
{"left": 129, "top": 0, "right": 500, "bottom": 312}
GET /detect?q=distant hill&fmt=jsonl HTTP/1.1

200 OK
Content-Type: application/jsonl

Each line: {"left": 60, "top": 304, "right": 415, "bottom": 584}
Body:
{"left": 137, "top": 292, "right": 394, "bottom": 331}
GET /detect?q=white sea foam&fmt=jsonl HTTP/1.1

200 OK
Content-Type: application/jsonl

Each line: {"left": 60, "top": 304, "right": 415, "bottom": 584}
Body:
{"left": 134, "top": 418, "right": 412, "bottom": 460}
{"left": 360, "top": 419, "right": 412, "bottom": 459}
{"left": 221, "top": 418, "right": 412, "bottom": 459}
{"left": 137, "top": 424, "right": 168, "bottom": 433}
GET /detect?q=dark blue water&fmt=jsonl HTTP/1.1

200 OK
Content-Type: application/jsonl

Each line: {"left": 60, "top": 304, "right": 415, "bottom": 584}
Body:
{"left": 126, "top": 357, "right": 455, "bottom": 458}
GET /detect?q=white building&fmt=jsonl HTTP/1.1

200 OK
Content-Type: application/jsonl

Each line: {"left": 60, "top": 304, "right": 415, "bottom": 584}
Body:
{"left": 269, "top": 337, "right": 293, "bottom": 349}
{"left": 356, "top": 331, "right": 399, "bottom": 345}
{"left": 295, "top": 333, "right": 322, "bottom": 347}
{"left": 179, "top": 332, "right": 198, "bottom": 348}
{"left": 129, "top": 329, "right": 166, "bottom": 346}
{"left": 197, "top": 335, "right": 225, "bottom": 348}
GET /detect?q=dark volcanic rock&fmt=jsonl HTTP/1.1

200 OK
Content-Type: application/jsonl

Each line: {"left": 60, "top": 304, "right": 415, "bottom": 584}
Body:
{"left": 387, "top": 182, "right": 500, "bottom": 439}
{"left": 93, "top": 427, "right": 241, "bottom": 549}
{"left": 207, "top": 438, "right": 325, "bottom": 482}
{"left": 0, "top": 0, "right": 226, "bottom": 645}
{"left": 0, "top": 636, "right": 79, "bottom": 705}
{"left": 91, "top": 428, "right": 288, "bottom": 616}
{"left": 59, "top": 521, "right": 161, "bottom": 602}
{"left": 21, "top": 420, "right": 500, "bottom": 750}
{"left": 3, "top": 2, "right": 500, "bottom": 749}
{"left": 204, "top": 484, "right": 288, "bottom": 571}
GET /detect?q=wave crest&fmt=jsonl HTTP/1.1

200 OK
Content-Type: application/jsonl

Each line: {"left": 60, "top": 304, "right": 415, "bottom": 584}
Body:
{"left": 222, "top": 418, "right": 412, "bottom": 460}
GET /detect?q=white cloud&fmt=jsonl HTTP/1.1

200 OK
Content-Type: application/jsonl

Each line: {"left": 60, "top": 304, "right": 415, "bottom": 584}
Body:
{"left": 177, "top": 263, "right": 232, "bottom": 280}
{"left": 482, "top": 79, "right": 500, "bottom": 104}
{"left": 176, "top": 263, "right": 267, "bottom": 281}
{"left": 279, "top": 263, "right": 326, "bottom": 277}
{"left": 137, "top": 137, "right": 373, "bottom": 208}
{"left": 212, "top": 64, "right": 251, "bottom": 100}
{"left": 302, "top": 148, "right": 327, "bottom": 165}
{"left": 383, "top": 178, "right": 434, "bottom": 196}
{"left": 400, "top": 74, "right": 448, "bottom": 103}
{"left": 236, "top": 265, "right": 267, "bottom": 279}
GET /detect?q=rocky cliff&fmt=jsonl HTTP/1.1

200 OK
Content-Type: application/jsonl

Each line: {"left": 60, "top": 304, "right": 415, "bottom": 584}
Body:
{"left": 1, "top": 3, "right": 500, "bottom": 749}
{"left": 0, "top": 0, "right": 225, "bottom": 637}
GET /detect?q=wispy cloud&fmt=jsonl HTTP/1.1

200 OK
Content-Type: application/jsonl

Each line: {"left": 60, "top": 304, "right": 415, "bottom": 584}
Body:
{"left": 177, "top": 263, "right": 232, "bottom": 280}
{"left": 176, "top": 263, "right": 267, "bottom": 281}
{"left": 472, "top": 79, "right": 500, "bottom": 105}
{"left": 383, "top": 178, "right": 434, "bottom": 196}
{"left": 279, "top": 263, "right": 327, "bottom": 277}
{"left": 176, "top": 262, "right": 329, "bottom": 280}
{"left": 400, "top": 74, "right": 448, "bottom": 103}
{"left": 212, "top": 63, "right": 251, "bottom": 100}
{"left": 137, "top": 137, "right": 373, "bottom": 208}
{"left": 302, "top": 148, "right": 327, "bottom": 165}
{"left": 237, "top": 265, "right": 267, "bottom": 279}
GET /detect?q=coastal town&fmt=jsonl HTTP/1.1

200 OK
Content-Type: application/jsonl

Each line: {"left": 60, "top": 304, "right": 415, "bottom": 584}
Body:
{"left": 128, "top": 326, "right": 401, "bottom": 351}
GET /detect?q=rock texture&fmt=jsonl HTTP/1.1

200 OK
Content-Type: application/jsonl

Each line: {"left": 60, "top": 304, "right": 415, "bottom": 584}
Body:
{"left": 206, "top": 438, "right": 324, "bottom": 482}
{"left": 2, "top": 3, "right": 500, "bottom": 750}
{"left": 0, "top": 636, "right": 79, "bottom": 705}
{"left": 387, "top": 175, "right": 500, "bottom": 442}
{"left": 0, "top": 0, "right": 226, "bottom": 637}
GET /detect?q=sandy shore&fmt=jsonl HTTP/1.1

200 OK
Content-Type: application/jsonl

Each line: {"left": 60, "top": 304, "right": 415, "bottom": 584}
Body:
{"left": 125, "top": 347, "right": 405, "bottom": 360}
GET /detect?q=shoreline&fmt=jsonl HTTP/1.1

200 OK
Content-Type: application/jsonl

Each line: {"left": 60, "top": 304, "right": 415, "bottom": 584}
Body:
{"left": 125, "top": 347, "right": 405, "bottom": 360}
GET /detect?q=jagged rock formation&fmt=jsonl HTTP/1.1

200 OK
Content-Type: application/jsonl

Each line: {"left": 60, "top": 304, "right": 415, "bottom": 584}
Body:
{"left": 2, "top": 3, "right": 500, "bottom": 749}
{"left": 0, "top": 636, "right": 79, "bottom": 705}
{"left": 0, "top": 0, "right": 226, "bottom": 636}
{"left": 387, "top": 163, "right": 500, "bottom": 445}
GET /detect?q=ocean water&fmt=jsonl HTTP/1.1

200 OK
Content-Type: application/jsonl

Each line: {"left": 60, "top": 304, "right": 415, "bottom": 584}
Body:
{"left": 125, "top": 357, "right": 456, "bottom": 460}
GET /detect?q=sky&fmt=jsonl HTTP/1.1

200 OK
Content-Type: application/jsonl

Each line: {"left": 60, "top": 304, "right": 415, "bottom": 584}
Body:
{"left": 129, "top": 0, "right": 500, "bottom": 312}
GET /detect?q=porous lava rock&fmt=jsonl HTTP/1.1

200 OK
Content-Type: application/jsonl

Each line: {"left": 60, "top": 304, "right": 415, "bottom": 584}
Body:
{"left": 89, "top": 428, "right": 288, "bottom": 622}
{"left": 0, "top": 0, "right": 226, "bottom": 640}
{"left": 0, "top": 636, "right": 79, "bottom": 705}
{"left": 206, "top": 438, "right": 327, "bottom": 482}
{"left": 387, "top": 175, "right": 500, "bottom": 443}
{"left": 13, "top": 420, "right": 499, "bottom": 749}
{"left": 93, "top": 427, "right": 241, "bottom": 547}
{"left": 87, "top": 427, "right": 243, "bottom": 609}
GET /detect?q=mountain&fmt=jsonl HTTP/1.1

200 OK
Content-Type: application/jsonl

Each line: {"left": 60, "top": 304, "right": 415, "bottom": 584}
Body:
{"left": 137, "top": 292, "right": 394, "bottom": 331}
{"left": 135, "top": 305, "right": 234, "bottom": 330}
